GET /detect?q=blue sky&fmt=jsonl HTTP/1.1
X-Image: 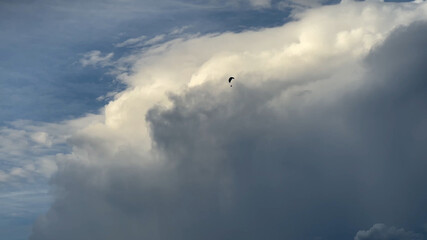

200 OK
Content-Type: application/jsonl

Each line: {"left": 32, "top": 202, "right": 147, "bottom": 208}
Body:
{"left": 1, "top": 1, "right": 427, "bottom": 240}
{"left": 0, "top": 0, "right": 295, "bottom": 123}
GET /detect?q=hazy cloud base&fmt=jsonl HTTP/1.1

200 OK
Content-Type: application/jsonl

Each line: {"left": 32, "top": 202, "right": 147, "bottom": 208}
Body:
{"left": 30, "top": 1, "right": 427, "bottom": 239}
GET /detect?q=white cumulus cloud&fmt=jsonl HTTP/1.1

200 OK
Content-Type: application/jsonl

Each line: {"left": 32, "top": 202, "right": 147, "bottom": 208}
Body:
{"left": 29, "top": 1, "right": 427, "bottom": 240}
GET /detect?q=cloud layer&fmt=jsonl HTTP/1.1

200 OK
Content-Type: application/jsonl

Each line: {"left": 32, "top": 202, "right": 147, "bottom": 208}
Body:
{"left": 355, "top": 224, "right": 423, "bottom": 240}
{"left": 30, "top": 1, "right": 427, "bottom": 239}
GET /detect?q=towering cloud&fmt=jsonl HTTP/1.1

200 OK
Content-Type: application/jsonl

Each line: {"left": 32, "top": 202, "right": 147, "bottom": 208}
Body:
{"left": 31, "top": 1, "right": 427, "bottom": 239}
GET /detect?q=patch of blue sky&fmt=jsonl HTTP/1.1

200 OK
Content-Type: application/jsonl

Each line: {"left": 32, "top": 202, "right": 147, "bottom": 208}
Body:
{"left": 0, "top": 1, "right": 291, "bottom": 125}
{"left": 0, "top": 187, "right": 51, "bottom": 240}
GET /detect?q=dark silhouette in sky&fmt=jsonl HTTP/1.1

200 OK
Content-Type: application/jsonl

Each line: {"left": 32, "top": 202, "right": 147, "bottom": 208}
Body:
{"left": 229, "top": 76, "right": 234, "bottom": 87}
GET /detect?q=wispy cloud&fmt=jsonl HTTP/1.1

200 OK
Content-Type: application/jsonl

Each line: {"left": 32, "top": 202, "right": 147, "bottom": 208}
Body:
{"left": 115, "top": 35, "right": 147, "bottom": 48}
{"left": 249, "top": 0, "right": 272, "bottom": 8}
{"left": 355, "top": 224, "right": 423, "bottom": 240}
{"left": 115, "top": 26, "right": 191, "bottom": 48}
{"left": 0, "top": 114, "right": 103, "bottom": 184}
{"left": 79, "top": 50, "right": 114, "bottom": 67}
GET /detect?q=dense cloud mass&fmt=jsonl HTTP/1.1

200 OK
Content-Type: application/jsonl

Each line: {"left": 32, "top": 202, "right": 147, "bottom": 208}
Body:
{"left": 30, "top": 1, "right": 427, "bottom": 240}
